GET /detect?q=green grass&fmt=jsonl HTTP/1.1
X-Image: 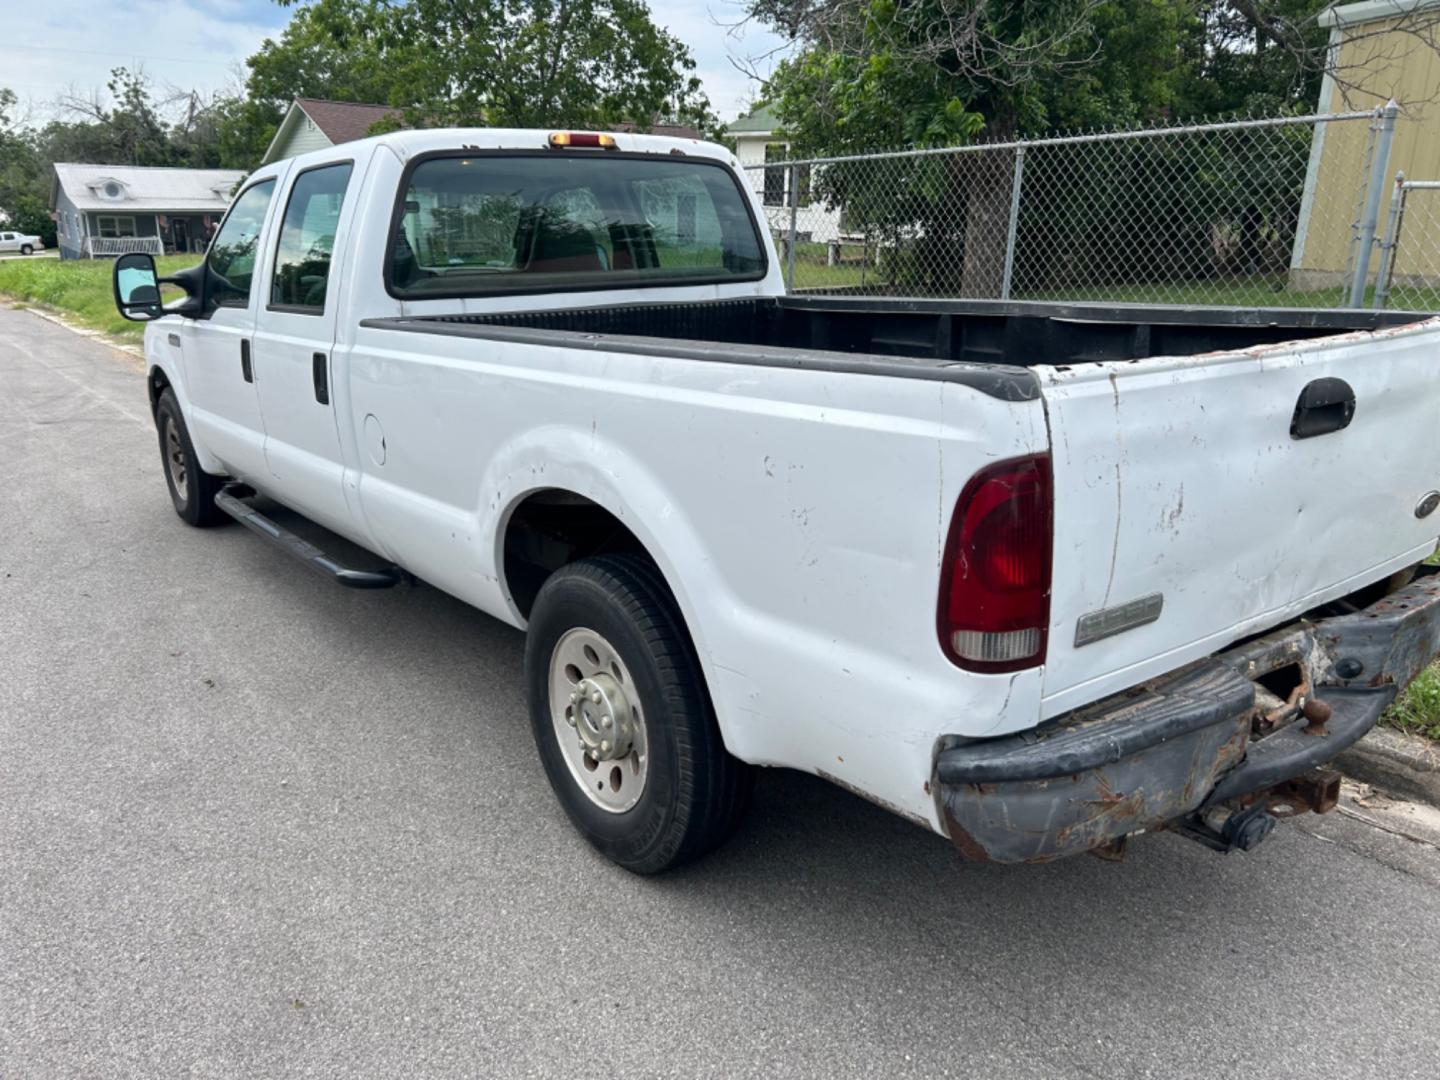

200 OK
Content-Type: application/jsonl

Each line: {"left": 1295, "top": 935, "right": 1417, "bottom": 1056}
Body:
{"left": 1381, "top": 547, "right": 1440, "bottom": 739}
{"left": 0, "top": 254, "right": 196, "bottom": 341}
{"left": 787, "top": 241, "right": 876, "bottom": 290}
{"left": 1387, "top": 663, "right": 1440, "bottom": 741}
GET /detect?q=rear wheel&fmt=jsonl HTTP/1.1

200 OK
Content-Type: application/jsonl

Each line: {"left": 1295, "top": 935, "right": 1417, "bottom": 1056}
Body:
{"left": 20, "top": 244, "right": 33, "bottom": 256}
{"left": 155, "top": 389, "right": 226, "bottom": 526}
{"left": 524, "top": 555, "right": 753, "bottom": 873}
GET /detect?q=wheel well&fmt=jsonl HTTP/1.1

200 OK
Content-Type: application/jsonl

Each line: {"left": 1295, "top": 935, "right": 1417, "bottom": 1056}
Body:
{"left": 503, "top": 490, "right": 651, "bottom": 618}
{"left": 147, "top": 366, "right": 172, "bottom": 417}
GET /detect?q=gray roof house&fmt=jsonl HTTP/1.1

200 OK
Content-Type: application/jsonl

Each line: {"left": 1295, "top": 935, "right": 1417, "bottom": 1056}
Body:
{"left": 49, "top": 164, "right": 245, "bottom": 260}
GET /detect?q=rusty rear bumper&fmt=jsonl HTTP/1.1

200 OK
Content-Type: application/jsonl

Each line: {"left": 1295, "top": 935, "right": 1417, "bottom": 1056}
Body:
{"left": 934, "top": 565, "right": 1440, "bottom": 864}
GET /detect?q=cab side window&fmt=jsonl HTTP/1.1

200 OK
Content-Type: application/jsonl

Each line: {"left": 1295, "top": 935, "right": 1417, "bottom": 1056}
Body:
{"left": 208, "top": 180, "right": 277, "bottom": 309}
{"left": 271, "top": 163, "right": 354, "bottom": 312}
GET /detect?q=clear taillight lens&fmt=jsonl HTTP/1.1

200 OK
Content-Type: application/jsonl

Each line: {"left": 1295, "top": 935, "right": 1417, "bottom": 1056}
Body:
{"left": 938, "top": 454, "right": 1053, "bottom": 673}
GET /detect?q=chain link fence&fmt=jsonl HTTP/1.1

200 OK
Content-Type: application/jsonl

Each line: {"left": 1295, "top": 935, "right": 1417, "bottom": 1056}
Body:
{"left": 1376, "top": 178, "right": 1440, "bottom": 310}
{"left": 743, "top": 106, "right": 1440, "bottom": 311}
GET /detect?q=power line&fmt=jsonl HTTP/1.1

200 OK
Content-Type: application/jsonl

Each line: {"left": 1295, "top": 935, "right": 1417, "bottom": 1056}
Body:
{"left": 5, "top": 42, "right": 255, "bottom": 67}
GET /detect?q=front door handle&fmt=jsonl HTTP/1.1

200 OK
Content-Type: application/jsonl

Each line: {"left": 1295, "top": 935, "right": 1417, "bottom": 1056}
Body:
{"left": 240, "top": 339, "right": 253, "bottom": 383}
{"left": 312, "top": 352, "right": 330, "bottom": 405}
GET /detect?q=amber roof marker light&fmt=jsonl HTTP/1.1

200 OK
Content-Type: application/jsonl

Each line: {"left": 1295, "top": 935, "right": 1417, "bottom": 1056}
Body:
{"left": 548, "top": 132, "right": 618, "bottom": 149}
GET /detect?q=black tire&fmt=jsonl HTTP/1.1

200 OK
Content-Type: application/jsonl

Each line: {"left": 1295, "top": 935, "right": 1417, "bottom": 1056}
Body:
{"left": 524, "top": 555, "right": 753, "bottom": 873}
{"left": 155, "top": 389, "right": 226, "bottom": 526}
{"left": 20, "top": 244, "right": 33, "bottom": 256}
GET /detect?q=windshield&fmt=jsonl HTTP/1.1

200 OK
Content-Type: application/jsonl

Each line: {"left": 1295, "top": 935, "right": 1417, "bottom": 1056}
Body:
{"left": 388, "top": 153, "right": 767, "bottom": 298}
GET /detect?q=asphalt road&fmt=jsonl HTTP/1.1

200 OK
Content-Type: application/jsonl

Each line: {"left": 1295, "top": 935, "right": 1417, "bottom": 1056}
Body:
{"left": 4, "top": 303, "right": 1440, "bottom": 1079}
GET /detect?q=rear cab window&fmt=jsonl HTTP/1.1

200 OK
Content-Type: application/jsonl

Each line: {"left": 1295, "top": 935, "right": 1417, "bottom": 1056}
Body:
{"left": 388, "top": 152, "right": 766, "bottom": 298}
{"left": 271, "top": 162, "right": 354, "bottom": 313}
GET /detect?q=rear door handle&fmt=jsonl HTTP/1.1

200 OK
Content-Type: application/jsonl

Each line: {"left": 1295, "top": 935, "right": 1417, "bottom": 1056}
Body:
{"left": 312, "top": 352, "right": 330, "bottom": 405}
{"left": 240, "top": 339, "right": 253, "bottom": 383}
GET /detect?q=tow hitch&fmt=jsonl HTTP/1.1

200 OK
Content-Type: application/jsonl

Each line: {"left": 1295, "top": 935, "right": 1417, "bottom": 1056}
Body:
{"left": 1174, "top": 768, "right": 1342, "bottom": 854}
{"left": 935, "top": 567, "right": 1439, "bottom": 863}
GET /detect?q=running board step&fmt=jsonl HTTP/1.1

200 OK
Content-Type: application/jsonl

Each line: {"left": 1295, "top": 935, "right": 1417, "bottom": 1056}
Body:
{"left": 214, "top": 487, "right": 406, "bottom": 589}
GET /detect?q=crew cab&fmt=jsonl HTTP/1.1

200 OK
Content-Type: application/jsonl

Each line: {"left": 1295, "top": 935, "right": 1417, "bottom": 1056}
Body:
{"left": 111, "top": 128, "right": 1440, "bottom": 871}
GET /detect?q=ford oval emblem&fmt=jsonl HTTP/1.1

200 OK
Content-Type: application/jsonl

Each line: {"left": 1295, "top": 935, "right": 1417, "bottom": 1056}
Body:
{"left": 1418, "top": 491, "right": 1440, "bottom": 519}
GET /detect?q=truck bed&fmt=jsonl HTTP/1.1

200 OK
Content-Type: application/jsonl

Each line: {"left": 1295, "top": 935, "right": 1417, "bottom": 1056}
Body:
{"left": 364, "top": 296, "right": 1422, "bottom": 400}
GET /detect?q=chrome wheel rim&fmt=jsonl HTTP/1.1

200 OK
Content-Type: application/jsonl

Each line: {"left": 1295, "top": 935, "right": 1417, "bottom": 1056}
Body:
{"left": 164, "top": 416, "right": 188, "bottom": 502}
{"left": 548, "top": 627, "right": 648, "bottom": 813}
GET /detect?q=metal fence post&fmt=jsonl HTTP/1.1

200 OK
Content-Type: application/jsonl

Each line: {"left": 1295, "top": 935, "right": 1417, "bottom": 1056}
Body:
{"left": 786, "top": 163, "right": 800, "bottom": 288}
{"left": 1373, "top": 171, "right": 1407, "bottom": 309}
{"left": 1348, "top": 100, "right": 1399, "bottom": 307}
{"left": 1000, "top": 144, "right": 1027, "bottom": 301}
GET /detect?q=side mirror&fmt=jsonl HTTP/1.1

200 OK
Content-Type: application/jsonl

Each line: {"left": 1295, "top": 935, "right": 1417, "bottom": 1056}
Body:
{"left": 113, "top": 253, "right": 163, "bottom": 321}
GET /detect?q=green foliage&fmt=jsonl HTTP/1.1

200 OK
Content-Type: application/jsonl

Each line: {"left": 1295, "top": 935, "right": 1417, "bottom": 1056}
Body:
{"left": 0, "top": 89, "right": 54, "bottom": 246}
{"left": 1032, "top": 0, "right": 1199, "bottom": 131}
{"left": 1173, "top": 0, "right": 1330, "bottom": 119}
{"left": 253, "top": 0, "right": 720, "bottom": 135}
{"left": 748, "top": 1, "right": 1351, "bottom": 296}
{"left": 756, "top": 2, "right": 1342, "bottom": 157}
{"left": 248, "top": 2, "right": 394, "bottom": 108}
{"left": 0, "top": 255, "right": 195, "bottom": 340}
{"left": 1012, "top": 120, "right": 1315, "bottom": 295}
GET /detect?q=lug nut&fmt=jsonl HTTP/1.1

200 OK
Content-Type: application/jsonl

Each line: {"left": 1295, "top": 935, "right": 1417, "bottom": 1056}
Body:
{"left": 600, "top": 740, "right": 610, "bottom": 754}
{"left": 591, "top": 691, "right": 602, "bottom": 705}
{"left": 602, "top": 716, "right": 612, "bottom": 728}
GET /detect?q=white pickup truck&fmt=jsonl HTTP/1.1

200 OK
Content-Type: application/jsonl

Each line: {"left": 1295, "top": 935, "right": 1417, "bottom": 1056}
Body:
{"left": 0, "top": 230, "right": 43, "bottom": 255}
{"left": 111, "top": 128, "right": 1440, "bottom": 871}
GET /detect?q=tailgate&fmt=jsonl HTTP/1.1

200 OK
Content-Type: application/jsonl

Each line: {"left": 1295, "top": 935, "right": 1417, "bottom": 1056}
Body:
{"left": 1036, "top": 318, "right": 1440, "bottom": 717}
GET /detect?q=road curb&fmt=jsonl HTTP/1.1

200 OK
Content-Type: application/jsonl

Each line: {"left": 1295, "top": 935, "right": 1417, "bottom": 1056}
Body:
{"left": 1336, "top": 727, "right": 1440, "bottom": 807}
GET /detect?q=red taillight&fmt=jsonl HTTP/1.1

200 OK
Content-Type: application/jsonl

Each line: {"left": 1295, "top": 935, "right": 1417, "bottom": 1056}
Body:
{"left": 938, "top": 454, "right": 1053, "bottom": 673}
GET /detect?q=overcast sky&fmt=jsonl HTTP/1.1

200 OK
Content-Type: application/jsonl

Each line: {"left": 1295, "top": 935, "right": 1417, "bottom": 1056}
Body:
{"left": 4, "top": 0, "right": 789, "bottom": 126}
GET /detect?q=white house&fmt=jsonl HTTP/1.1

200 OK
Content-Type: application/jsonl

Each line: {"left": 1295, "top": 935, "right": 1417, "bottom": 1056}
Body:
{"left": 729, "top": 104, "right": 844, "bottom": 244}
{"left": 49, "top": 164, "right": 245, "bottom": 260}
{"left": 261, "top": 98, "right": 404, "bottom": 166}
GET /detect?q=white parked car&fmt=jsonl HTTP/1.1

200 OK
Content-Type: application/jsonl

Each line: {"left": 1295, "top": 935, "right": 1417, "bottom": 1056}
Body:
{"left": 0, "top": 230, "right": 43, "bottom": 255}
{"left": 110, "top": 127, "right": 1440, "bottom": 871}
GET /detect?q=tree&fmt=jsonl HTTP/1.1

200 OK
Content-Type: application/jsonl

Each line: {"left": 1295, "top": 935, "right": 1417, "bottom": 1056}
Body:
{"left": 54, "top": 68, "right": 174, "bottom": 167}
{"left": 0, "top": 89, "right": 54, "bottom": 246}
{"left": 249, "top": 0, "right": 720, "bottom": 135}
{"left": 755, "top": 0, "right": 1138, "bottom": 294}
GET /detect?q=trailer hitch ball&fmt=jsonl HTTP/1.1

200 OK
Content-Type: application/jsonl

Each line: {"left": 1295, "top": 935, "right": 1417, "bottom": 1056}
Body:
{"left": 1302, "top": 696, "right": 1333, "bottom": 736}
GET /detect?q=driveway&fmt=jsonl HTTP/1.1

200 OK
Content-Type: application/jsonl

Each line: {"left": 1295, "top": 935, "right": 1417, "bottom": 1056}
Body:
{"left": 2, "top": 303, "right": 1440, "bottom": 1079}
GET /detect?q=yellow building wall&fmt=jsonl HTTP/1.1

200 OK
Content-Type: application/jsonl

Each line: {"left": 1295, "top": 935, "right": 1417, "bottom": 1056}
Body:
{"left": 1295, "top": 17, "right": 1440, "bottom": 289}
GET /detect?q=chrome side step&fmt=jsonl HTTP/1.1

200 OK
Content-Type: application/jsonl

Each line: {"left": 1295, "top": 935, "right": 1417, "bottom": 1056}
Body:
{"left": 214, "top": 486, "right": 406, "bottom": 590}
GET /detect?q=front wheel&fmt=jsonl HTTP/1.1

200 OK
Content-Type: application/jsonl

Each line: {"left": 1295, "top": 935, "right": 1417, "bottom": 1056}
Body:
{"left": 524, "top": 555, "right": 753, "bottom": 874}
{"left": 154, "top": 389, "right": 226, "bottom": 526}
